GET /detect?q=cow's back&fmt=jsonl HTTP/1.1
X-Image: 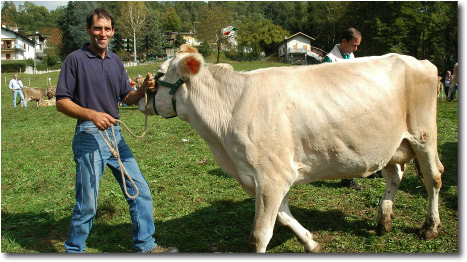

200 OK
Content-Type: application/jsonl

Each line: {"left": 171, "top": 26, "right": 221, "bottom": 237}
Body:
{"left": 229, "top": 54, "right": 438, "bottom": 183}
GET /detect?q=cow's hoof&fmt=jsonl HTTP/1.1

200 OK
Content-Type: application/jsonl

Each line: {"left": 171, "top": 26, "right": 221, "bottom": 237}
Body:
{"left": 376, "top": 221, "right": 392, "bottom": 235}
{"left": 305, "top": 243, "right": 321, "bottom": 253}
{"left": 419, "top": 221, "right": 441, "bottom": 239}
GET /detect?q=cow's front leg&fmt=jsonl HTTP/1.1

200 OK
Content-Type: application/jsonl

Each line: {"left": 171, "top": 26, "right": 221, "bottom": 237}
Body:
{"left": 250, "top": 179, "right": 286, "bottom": 253}
{"left": 377, "top": 164, "right": 404, "bottom": 235}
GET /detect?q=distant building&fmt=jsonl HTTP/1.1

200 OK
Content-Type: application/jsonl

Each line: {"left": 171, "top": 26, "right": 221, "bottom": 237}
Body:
{"left": 278, "top": 32, "right": 326, "bottom": 65}
{"left": 1, "top": 24, "right": 36, "bottom": 60}
{"left": 165, "top": 31, "right": 200, "bottom": 47}
{"left": 26, "top": 32, "right": 48, "bottom": 59}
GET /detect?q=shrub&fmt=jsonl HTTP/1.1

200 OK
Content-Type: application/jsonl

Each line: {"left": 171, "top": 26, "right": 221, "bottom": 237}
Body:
{"left": 45, "top": 54, "right": 60, "bottom": 67}
{"left": 197, "top": 42, "right": 212, "bottom": 58}
{"left": 25, "top": 58, "right": 35, "bottom": 67}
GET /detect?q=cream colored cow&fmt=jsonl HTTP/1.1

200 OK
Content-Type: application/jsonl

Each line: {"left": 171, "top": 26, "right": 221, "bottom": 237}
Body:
{"left": 38, "top": 97, "right": 56, "bottom": 107}
{"left": 139, "top": 45, "right": 444, "bottom": 252}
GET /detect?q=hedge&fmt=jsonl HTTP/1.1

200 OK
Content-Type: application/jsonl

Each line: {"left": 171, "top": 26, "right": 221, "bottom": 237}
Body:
{"left": 1, "top": 60, "right": 28, "bottom": 73}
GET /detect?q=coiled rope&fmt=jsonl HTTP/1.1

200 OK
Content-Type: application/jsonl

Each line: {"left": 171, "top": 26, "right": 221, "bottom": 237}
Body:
{"left": 98, "top": 76, "right": 153, "bottom": 199}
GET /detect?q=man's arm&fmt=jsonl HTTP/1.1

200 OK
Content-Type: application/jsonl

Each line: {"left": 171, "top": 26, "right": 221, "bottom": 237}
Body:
{"left": 123, "top": 72, "right": 156, "bottom": 106}
{"left": 56, "top": 99, "right": 116, "bottom": 130}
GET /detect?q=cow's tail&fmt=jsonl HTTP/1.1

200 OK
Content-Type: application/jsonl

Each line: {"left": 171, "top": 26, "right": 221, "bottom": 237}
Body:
{"left": 413, "top": 157, "right": 424, "bottom": 182}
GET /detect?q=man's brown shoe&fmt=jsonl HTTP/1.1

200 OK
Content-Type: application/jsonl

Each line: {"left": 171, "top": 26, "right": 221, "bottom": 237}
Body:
{"left": 147, "top": 245, "right": 179, "bottom": 253}
{"left": 348, "top": 180, "right": 363, "bottom": 191}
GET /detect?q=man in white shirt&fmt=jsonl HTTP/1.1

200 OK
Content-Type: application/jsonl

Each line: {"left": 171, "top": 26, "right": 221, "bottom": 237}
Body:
{"left": 323, "top": 27, "right": 361, "bottom": 63}
{"left": 9, "top": 74, "right": 27, "bottom": 108}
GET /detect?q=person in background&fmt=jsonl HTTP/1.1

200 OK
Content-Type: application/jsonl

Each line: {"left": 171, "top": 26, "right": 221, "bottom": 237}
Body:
{"left": 322, "top": 27, "right": 364, "bottom": 191}
{"left": 55, "top": 8, "right": 177, "bottom": 253}
{"left": 9, "top": 74, "right": 27, "bottom": 108}
{"left": 447, "top": 63, "right": 458, "bottom": 101}
{"left": 444, "top": 70, "right": 452, "bottom": 98}
{"left": 322, "top": 27, "right": 361, "bottom": 63}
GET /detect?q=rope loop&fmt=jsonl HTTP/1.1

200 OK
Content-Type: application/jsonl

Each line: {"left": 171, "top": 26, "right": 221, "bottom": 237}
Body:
{"left": 96, "top": 74, "right": 157, "bottom": 199}
{"left": 99, "top": 126, "right": 139, "bottom": 200}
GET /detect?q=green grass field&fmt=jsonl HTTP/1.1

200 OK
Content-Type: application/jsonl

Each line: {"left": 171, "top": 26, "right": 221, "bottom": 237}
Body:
{"left": 1, "top": 60, "right": 458, "bottom": 253}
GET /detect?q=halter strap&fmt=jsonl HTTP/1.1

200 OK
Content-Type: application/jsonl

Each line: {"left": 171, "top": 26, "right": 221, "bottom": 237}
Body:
{"left": 151, "top": 76, "right": 186, "bottom": 118}
{"left": 157, "top": 77, "right": 186, "bottom": 95}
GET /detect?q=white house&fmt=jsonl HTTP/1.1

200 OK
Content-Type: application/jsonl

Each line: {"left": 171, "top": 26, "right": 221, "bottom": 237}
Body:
{"left": 278, "top": 32, "right": 326, "bottom": 64}
{"left": 26, "top": 32, "right": 48, "bottom": 58}
{"left": 1, "top": 25, "right": 36, "bottom": 60}
{"left": 166, "top": 31, "right": 200, "bottom": 47}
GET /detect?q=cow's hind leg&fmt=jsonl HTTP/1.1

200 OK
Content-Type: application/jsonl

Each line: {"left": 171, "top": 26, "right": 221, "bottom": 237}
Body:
{"left": 414, "top": 150, "right": 444, "bottom": 239}
{"left": 277, "top": 193, "right": 320, "bottom": 252}
{"left": 377, "top": 163, "right": 405, "bottom": 235}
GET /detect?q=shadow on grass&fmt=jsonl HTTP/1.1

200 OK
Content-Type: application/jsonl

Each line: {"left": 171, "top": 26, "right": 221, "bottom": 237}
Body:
{"left": 2, "top": 199, "right": 378, "bottom": 253}
{"left": 155, "top": 199, "right": 380, "bottom": 253}
{"left": 396, "top": 141, "right": 458, "bottom": 211}
{"left": 208, "top": 168, "right": 231, "bottom": 179}
{"left": 1, "top": 210, "right": 134, "bottom": 253}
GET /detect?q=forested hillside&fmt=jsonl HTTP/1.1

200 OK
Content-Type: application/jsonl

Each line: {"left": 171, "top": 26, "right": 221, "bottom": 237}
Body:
{"left": 1, "top": 1, "right": 458, "bottom": 73}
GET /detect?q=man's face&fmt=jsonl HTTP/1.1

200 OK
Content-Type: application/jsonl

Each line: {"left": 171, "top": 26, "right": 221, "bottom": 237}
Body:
{"left": 86, "top": 15, "right": 114, "bottom": 53}
{"left": 340, "top": 37, "right": 361, "bottom": 54}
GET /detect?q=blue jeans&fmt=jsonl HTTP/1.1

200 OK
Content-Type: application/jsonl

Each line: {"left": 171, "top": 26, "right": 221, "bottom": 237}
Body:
{"left": 64, "top": 121, "right": 156, "bottom": 253}
{"left": 13, "top": 89, "right": 27, "bottom": 108}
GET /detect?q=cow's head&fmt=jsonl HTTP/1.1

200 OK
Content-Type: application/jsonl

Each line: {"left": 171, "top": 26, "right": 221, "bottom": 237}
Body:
{"left": 138, "top": 44, "right": 204, "bottom": 119}
{"left": 46, "top": 86, "right": 56, "bottom": 99}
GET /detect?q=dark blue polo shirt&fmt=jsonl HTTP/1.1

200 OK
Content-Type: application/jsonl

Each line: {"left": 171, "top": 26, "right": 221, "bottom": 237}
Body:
{"left": 56, "top": 44, "right": 132, "bottom": 119}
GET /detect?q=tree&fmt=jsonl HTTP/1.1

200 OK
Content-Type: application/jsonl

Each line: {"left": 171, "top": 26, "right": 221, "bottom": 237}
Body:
{"left": 142, "top": 9, "right": 165, "bottom": 58}
{"left": 16, "top": 1, "right": 52, "bottom": 34}
{"left": 305, "top": 1, "right": 349, "bottom": 51}
{"left": 237, "top": 17, "right": 289, "bottom": 58}
{"left": 1, "top": 1, "right": 18, "bottom": 27}
{"left": 43, "top": 27, "right": 62, "bottom": 58}
{"left": 117, "top": 1, "right": 148, "bottom": 62}
{"left": 163, "top": 6, "right": 182, "bottom": 32}
{"left": 173, "top": 1, "right": 204, "bottom": 32}
{"left": 59, "top": 1, "right": 96, "bottom": 58}
{"left": 196, "top": 4, "right": 233, "bottom": 63}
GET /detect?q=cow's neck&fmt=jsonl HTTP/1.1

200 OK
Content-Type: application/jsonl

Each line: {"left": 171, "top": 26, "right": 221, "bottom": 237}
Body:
{"left": 181, "top": 64, "right": 246, "bottom": 141}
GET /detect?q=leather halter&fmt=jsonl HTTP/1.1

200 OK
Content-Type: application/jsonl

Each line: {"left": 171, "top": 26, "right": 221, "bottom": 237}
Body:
{"left": 148, "top": 74, "right": 186, "bottom": 118}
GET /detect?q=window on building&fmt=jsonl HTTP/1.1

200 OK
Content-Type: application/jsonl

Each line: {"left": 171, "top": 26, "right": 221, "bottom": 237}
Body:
{"left": 3, "top": 40, "right": 13, "bottom": 48}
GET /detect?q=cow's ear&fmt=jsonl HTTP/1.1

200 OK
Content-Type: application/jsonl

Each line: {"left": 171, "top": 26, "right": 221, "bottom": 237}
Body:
{"left": 180, "top": 53, "right": 203, "bottom": 76}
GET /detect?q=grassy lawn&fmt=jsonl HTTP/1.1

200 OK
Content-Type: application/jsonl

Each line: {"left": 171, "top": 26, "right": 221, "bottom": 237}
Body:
{"left": 1, "top": 59, "right": 458, "bottom": 253}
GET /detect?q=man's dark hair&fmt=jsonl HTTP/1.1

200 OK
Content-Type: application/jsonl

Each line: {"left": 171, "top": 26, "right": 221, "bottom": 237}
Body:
{"left": 340, "top": 27, "right": 362, "bottom": 43}
{"left": 86, "top": 8, "right": 115, "bottom": 29}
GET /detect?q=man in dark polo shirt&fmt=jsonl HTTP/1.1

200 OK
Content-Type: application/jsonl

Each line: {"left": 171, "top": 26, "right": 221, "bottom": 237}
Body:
{"left": 56, "top": 8, "right": 177, "bottom": 253}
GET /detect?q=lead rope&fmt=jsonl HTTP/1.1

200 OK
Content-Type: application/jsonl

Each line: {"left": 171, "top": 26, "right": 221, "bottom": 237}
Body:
{"left": 97, "top": 76, "right": 154, "bottom": 199}
{"left": 99, "top": 125, "right": 139, "bottom": 199}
